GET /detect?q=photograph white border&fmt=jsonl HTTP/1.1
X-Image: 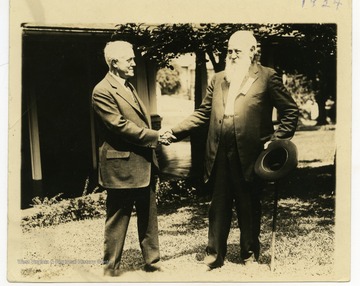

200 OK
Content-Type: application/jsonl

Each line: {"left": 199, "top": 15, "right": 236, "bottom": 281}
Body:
{"left": 4, "top": 0, "right": 355, "bottom": 284}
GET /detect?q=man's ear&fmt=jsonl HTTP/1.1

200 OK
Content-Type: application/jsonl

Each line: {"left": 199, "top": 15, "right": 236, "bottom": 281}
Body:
{"left": 111, "top": 59, "right": 118, "bottom": 68}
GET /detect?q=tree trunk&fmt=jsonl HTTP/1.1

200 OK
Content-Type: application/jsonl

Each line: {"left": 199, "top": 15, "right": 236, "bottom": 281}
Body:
{"left": 316, "top": 58, "right": 336, "bottom": 125}
{"left": 190, "top": 51, "right": 208, "bottom": 186}
{"left": 207, "top": 49, "right": 226, "bottom": 72}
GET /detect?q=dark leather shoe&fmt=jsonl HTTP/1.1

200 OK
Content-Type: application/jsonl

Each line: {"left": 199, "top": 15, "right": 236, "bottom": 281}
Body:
{"left": 203, "top": 254, "right": 224, "bottom": 270}
{"left": 207, "top": 265, "right": 222, "bottom": 271}
{"left": 243, "top": 253, "right": 259, "bottom": 267}
{"left": 103, "top": 268, "right": 124, "bottom": 276}
{"left": 144, "top": 262, "right": 164, "bottom": 272}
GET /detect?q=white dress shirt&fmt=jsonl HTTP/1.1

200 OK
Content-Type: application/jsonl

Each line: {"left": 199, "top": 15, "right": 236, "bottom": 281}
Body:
{"left": 224, "top": 74, "right": 245, "bottom": 115}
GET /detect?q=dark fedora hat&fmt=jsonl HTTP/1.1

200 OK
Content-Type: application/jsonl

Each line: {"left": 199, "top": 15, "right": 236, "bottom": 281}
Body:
{"left": 254, "top": 140, "right": 298, "bottom": 181}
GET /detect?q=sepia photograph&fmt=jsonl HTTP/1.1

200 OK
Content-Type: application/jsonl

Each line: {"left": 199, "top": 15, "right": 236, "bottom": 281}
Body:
{"left": 6, "top": 0, "right": 352, "bottom": 283}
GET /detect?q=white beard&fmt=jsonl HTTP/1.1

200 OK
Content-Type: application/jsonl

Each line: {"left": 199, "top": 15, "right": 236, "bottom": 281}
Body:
{"left": 225, "top": 57, "right": 251, "bottom": 84}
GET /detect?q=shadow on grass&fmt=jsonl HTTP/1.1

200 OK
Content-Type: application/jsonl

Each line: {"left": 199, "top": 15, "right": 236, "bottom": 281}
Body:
{"left": 161, "top": 244, "right": 208, "bottom": 263}
{"left": 121, "top": 243, "right": 208, "bottom": 268}
{"left": 261, "top": 164, "right": 335, "bottom": 228}
{"left": 107, "top": 163, "right": 334, "bottom": 270}
{"left": 158, "top": 164, "right": 335, "bottom": 225}
{"left": 258, "top": 164, "right": 335, "bottom": 264}
{"left": 121, "top": 248, "right": 145, "bottom": 270}
{"left": 225, "top": 244, "right": 243, "bottom": 264}
{"left": 155, "top": 164, "right": 335, "bottom": 266}
{"left": 158, "top": 202, "right": 209, "bottom": 236}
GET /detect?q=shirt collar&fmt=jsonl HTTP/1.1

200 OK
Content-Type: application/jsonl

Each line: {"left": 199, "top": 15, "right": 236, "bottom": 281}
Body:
{"left": 109, "top": 72, "right": 127, "bottom": 86}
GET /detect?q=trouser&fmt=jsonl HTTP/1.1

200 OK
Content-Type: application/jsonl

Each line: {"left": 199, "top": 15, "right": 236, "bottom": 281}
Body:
{"left": 204, "top": 115, "right": 261, "bottom": 268}
{"left": 103, "top": 182, "right": 160, "bottom": 276}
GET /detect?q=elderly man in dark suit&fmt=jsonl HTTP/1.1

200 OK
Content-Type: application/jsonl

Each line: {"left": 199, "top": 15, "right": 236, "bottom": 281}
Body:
{"left": 164, "top": 30, "right": 299, "bottom": 270}
{"left": 92, "top": 40, "right": 173, "bottom": 276}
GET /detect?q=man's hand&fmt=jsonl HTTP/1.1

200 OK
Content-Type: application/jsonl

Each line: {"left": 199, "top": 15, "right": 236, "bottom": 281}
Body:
{"left": 158, "top": 129, "right": 177, "bottom": 146}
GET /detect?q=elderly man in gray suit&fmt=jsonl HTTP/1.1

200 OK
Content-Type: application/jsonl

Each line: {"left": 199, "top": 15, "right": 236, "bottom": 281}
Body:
{"left": 164, "top": 30, "right": 299, "bottom": 270}
{"left": 92, "top": 40, "right": 173, "bottom": 276}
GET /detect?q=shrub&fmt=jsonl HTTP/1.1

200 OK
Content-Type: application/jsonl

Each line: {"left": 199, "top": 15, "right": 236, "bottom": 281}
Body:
{"left": 21, "top": 177, "right": 201, "bottom": 232}
{"left": 21, "top": 192, "right": 106, "bottom": 232}
{"left": 156, "top": 177, "right": 200, "bottom": 207}
{"left": 283, "top": 72, "right": 320, "bottom": 121}
{"left": 156, "top": 64, "right": 182, "bottom": 95}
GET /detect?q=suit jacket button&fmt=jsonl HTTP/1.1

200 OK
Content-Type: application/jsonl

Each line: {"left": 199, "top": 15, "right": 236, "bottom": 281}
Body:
{"left": 219, "top": 120, "right": 222, "bottom": 124}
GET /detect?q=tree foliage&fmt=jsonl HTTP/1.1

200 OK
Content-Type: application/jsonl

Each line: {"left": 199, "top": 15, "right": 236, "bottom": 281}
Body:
{"left": 112, "top": 23, "right": 335, "bottom": 75}
{"left": 112, "top": 23, "right": 337, "bottom": 123}
{"left": 156, "top": 64, "right": 182, "bottom": 95}
{"left": 111, "top": 23, "right": 300, "bottom": 70}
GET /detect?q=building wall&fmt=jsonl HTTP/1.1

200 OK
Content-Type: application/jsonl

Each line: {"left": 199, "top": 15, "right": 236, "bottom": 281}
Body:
{"left": 21, "top": 32, "right": 108, "bottom": 207}
{"left": 21, "top": 29, "right": 162, "bottom": 208}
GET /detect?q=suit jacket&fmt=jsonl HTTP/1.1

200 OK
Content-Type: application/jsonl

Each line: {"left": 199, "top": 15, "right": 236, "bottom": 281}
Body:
{"left": 172, "top": 63, "right": 299, "bottom": 182}
{"left": 92, "top": 73, "right": 159, "bottom": 189}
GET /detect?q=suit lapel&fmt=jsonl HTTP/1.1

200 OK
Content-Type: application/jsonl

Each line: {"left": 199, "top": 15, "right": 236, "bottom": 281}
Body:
{"left": 105, "top": 73, "right": 150, "bottom": 125}
{"left": 221, "top": 64, "right": 259, "bottom": 107}
{"left": 238, "top": 64, "right": 259, "bottom": 96}
{"left": 126, "top": 82, "right": 152, "bottom": 126}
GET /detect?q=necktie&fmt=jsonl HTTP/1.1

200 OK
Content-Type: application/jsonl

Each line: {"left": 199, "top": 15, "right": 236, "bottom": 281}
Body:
{"left": 125, "top": 81, "right": 139, "bottom": 106}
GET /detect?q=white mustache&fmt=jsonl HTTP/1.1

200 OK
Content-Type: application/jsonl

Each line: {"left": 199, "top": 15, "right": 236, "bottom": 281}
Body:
{"left": 225, "top": 59, "right": 251, "bottom": 83}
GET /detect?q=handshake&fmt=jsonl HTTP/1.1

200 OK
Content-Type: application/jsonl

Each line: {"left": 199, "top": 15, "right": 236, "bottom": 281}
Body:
{"left": 158, "top": 129, "right": 177, "bottom": 146}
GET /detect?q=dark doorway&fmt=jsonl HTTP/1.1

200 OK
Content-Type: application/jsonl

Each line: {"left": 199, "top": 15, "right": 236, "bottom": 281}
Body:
{"left": 21, "top": 27, "right": 112, "bottom": 208}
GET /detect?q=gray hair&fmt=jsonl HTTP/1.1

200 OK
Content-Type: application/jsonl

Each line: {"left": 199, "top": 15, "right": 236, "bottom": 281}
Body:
{"left": 104, "top": 41, "right": 133, "bottom": 67}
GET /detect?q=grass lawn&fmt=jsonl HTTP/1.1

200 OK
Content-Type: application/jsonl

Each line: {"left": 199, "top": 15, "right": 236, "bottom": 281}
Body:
{"left": 15, "top": 127, "right": 337, "bottom": 282}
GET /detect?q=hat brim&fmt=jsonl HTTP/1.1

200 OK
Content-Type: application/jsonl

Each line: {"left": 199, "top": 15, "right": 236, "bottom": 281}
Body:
{"left": 254, "top": 140, "right": 298, "bottom": 181}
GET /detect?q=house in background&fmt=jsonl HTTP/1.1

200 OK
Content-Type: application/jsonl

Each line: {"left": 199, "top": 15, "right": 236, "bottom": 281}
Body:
{"left": 21, "top": 23, "right": 301, "bottom": 209}
{"left": 21, "top": 24, "right": 162, "bottom": 208}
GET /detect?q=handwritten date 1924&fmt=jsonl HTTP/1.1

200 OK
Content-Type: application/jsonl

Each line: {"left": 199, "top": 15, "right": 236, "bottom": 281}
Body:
{"left": 302, "top": 0, "right": 342, "bottom": 9}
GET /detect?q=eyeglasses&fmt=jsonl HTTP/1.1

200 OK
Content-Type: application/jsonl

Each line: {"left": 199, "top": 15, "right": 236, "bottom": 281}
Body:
{"left": 227, "top": 49, "right": 242, "bottom": 55}
{"left": 112, "top": 57, "right": 136, "bottom": 65}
